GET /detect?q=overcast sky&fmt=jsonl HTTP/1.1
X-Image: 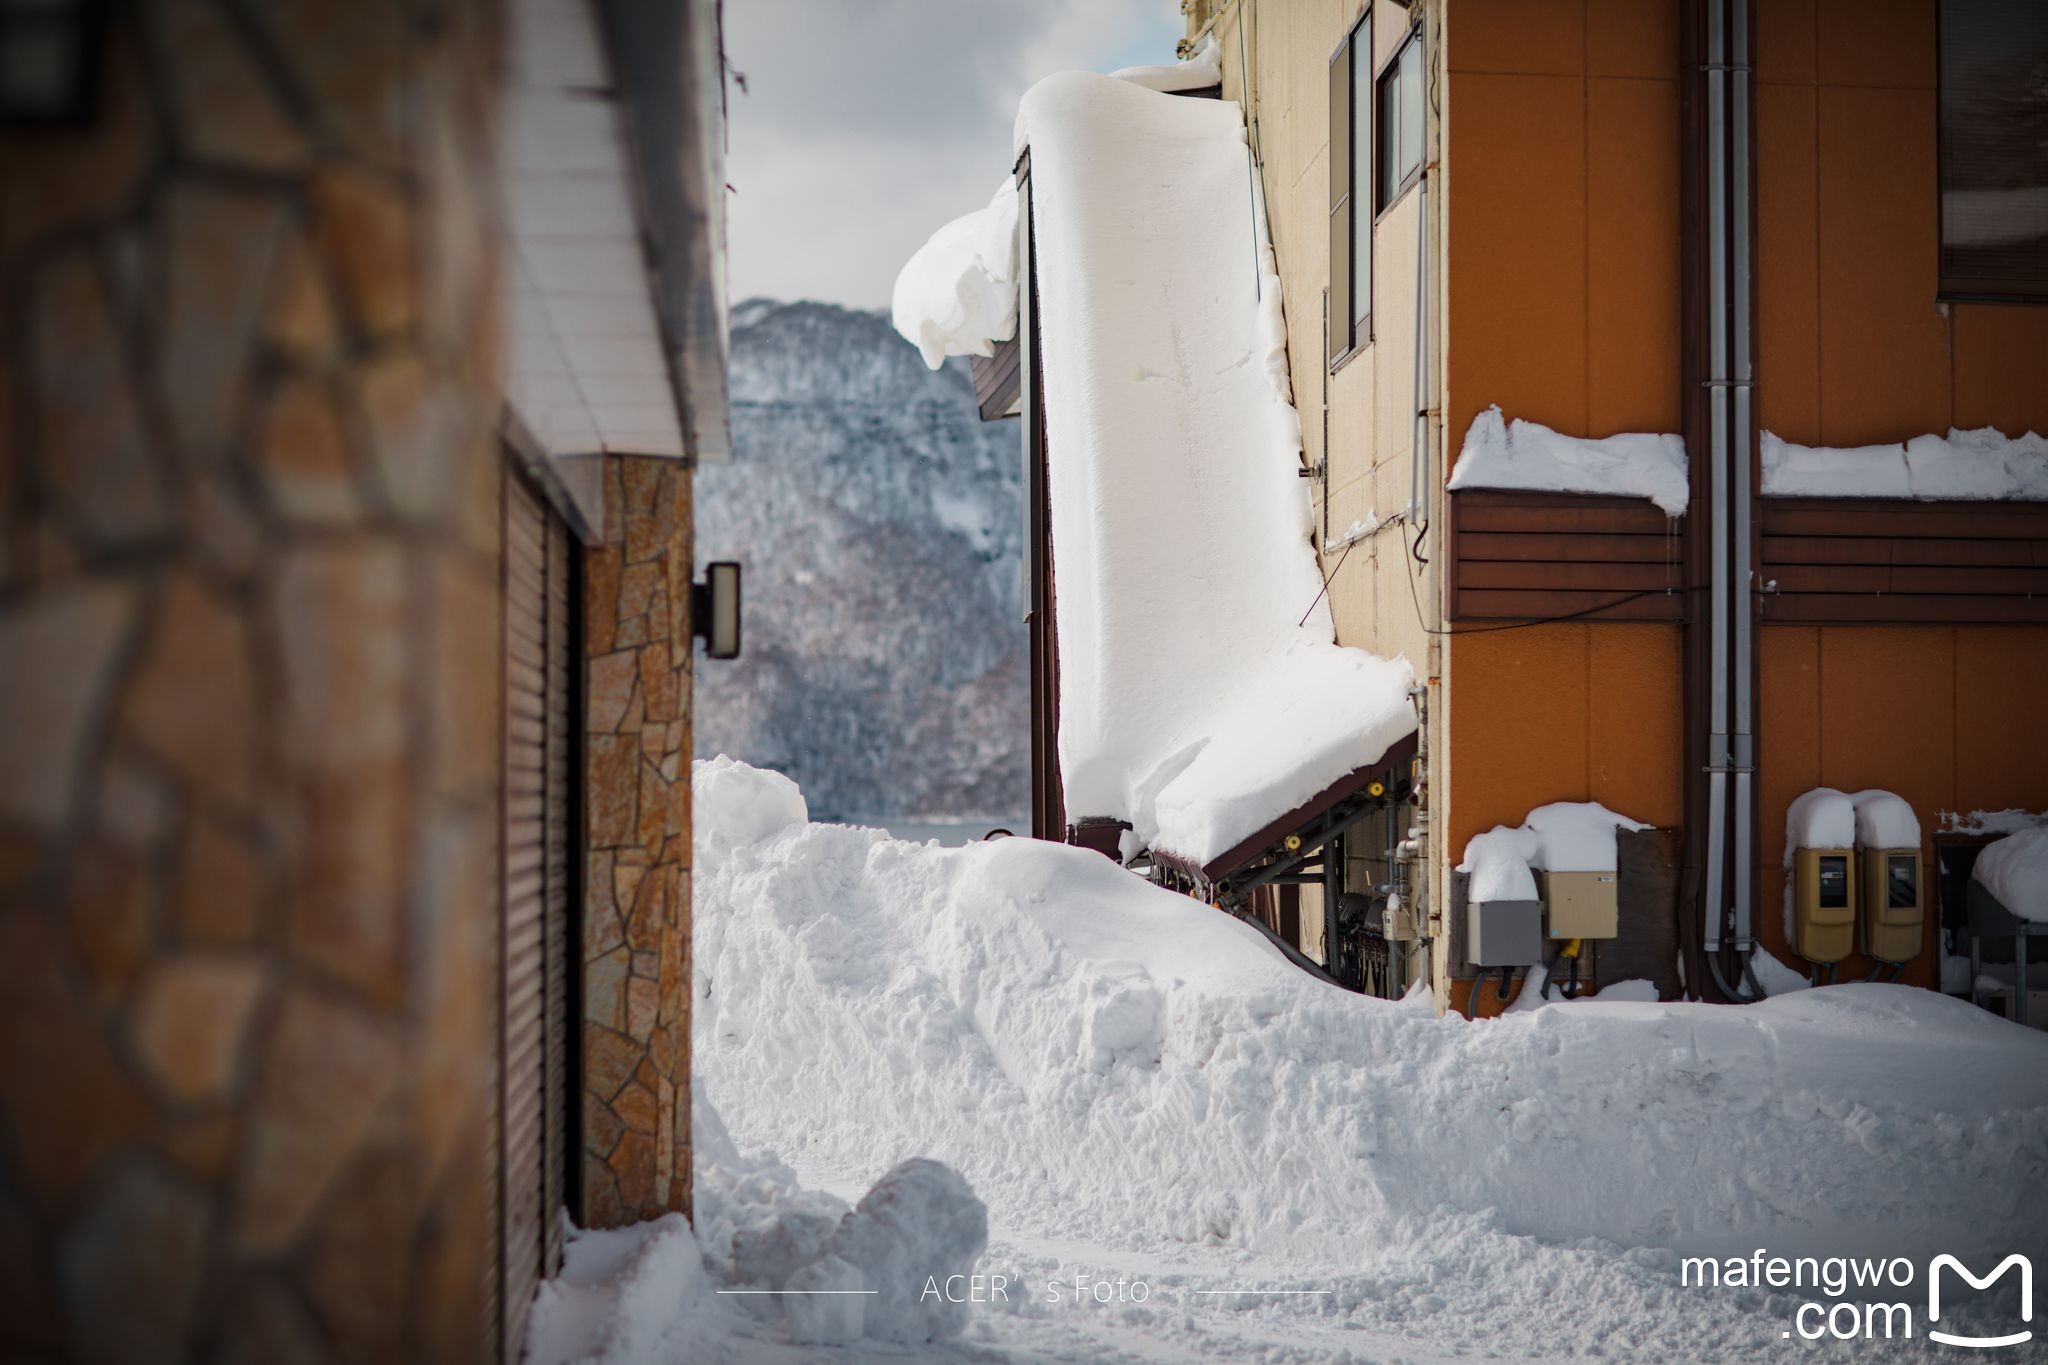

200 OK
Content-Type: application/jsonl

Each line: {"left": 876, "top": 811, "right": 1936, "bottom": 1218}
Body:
{"left": 722, "top": 0, "right": 1184, "bottom": 311}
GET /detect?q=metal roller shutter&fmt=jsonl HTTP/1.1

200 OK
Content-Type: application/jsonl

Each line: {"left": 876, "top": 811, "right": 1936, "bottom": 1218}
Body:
{"left": 498, "top": 467, "right": 577, "bottom": 1362}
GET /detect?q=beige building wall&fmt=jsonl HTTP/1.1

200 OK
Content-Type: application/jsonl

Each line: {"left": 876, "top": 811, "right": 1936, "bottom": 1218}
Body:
{"left": 1205, "top": 0, "right": 1447, "bottom": 977}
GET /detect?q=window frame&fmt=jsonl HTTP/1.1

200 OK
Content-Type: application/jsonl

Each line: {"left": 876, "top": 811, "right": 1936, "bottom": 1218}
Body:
{"left": 1934, "top": 0, "right": 2048, "bottom": 304}
{"left": 1328, "top": 9, "right": 1373, "bottom": 368}
{"left": 1374, "top": 27, "right": 1424, "bottom": 223}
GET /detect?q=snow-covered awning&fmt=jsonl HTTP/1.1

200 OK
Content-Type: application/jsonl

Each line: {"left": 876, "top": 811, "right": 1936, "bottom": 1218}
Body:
{"left": 1011, "top": 72, "right": 1417, "bottom": 868}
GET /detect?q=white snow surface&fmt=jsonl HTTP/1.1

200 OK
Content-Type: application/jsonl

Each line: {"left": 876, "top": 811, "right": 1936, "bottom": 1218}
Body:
{"left": 1973, "top": 825, "right": 2048, "bottom": 924}
{"left": 1013, "top": 71, "right": 1415, "bottom": 865}
{"left": 1786, "top": 787, "right": 1855, "bottom": 854}
{"left": 890, "top": 177, "right": 1018, "bottom": 370}
{"left": 1762, "top": 426, "right": 2048, "bottom": 501}
{"left": 681, "top": 760, "right": 2048, "bottom": 1362}
{"left": 1449, "top": 405, "right": 1690, "bottom": 515}
{"left": 1112, "top": 32, "right": 1222, "bottom": 92}
{"left": 1458, "top": 801, "right": 1649, "bottom": 903}
{"left": 1943, "top": 807, "right": 2048, "bottom": 836}
{"left": 1849, "top": 789, "right": 1921, "bottom": 850}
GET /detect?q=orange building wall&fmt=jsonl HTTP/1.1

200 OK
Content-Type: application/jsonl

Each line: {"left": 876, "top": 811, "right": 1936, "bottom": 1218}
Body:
{"left": 1443, "top": 1, "right": 1686, "bottom": 920}
{"left": 1755, "top": 0, "right": 2048, "bottom": 985}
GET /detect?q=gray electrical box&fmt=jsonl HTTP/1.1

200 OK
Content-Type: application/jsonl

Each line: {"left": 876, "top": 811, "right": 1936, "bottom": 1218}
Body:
{"left": 1468, "top": 898, "right": 1542, "bottom": 967}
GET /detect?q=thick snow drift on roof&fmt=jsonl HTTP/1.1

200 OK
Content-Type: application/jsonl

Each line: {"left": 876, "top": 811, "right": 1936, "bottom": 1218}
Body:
{"left": 1449, "top": 405, "right": 1689, "bottom": 515}
{"left": 1849, "top": 789, "right": 1921, "bottom": 850}
{"left": 1458, "top": 802, "right": 1649, "bottom": 903}
{"left": 1014, "top": 71, "right": 1414, "bottom": 864}
{"left": 1112, "top": 32, "right": 1222, "bottom": 92}
{"left": 1762, "top": 427, "right": 2048, "bottom": 500}
{"left": 694, "top": 760, "right": 2048, "bottom": 1280}
{"left": 1786, "top": 787, "right": 1855, "bottom": 854}
{"left": 1974, "top": 826, "right": 2048, "bottom": 924}
{"left": 890, "top": 177, "right": 1018, "bottom": 370}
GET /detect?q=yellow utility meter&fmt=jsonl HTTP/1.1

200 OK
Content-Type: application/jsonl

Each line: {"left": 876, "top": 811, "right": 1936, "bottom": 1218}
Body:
{"left": 1859, "top": 846, "right": 1923, "bottom": 964}
{"left": 1539, "top": 871, "right": 1618, "bottom": 939}
{"left": 1793, "top": 846, "right": 1856, "bottom": 963}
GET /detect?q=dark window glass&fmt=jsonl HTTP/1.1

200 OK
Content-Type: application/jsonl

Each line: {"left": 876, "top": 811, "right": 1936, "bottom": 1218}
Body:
{"left": 1818, "top": 855, "right": 1849, "bottom": 910}
{"left": 1350, "top": 27, "right": 1373, "bottom": 332}
{"left": 1938, "top": 0, "right": 2048, "bottom": 298}
{"left": 1378, "top": 35, "right": 1423, "bottom": 212}
{"left": 1887, "top": 855, "right": 1918, "bottom": 910}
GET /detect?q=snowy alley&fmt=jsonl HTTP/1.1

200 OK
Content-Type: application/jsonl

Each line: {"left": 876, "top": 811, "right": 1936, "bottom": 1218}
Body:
{"left": 524, "top": 759, "right": 2048, "bottom": 1363}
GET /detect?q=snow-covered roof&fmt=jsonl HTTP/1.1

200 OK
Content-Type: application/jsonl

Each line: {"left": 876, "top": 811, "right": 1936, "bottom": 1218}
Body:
{"left": 1013, "top": 72, "right": 1415, "bottom": 865}
{"left": 890, "top": 178, "right": 1018, "bottom": 371}
{"left": 1762, "top": 427, "right": 2048, "bottom": 501}
{"left": 1448, "top": 407, "right": 1689, "bottom": 516}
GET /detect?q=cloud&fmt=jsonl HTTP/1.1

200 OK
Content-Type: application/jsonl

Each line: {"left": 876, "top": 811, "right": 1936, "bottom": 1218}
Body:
{"left": 722, "top": 0, "right": 1183, "bottom": 310}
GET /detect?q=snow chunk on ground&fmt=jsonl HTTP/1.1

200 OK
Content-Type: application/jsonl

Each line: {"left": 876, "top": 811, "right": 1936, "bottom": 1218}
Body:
{"left": 819, "top": 1158, "right": 987, "bottom": 1345}
{"left": 1974, "top": 825, "right": 2048, "bottom": 923}
{"left": 1113, "top": 32, "right": 1221, "bottom": 92}
{"left": 1458, "top": 801, "right": 1648, "bottom": 903}
{"left": 1786, "top": 787, "right": 1855, "bottom": 853}
{"left": 890, "top": 177, "right": 1018, "bottom": 369}
{"left": 1849, "top": 789, "right": 1920, "bottom": 849}
{"left": 1593, "top": 978, "right": 1660, "bottom": 1002}
{"left": 1449, "top": 405, "right": 1689, "bottom": 516}
{"left": 1763, "top": 426, "right": 2048, "bottom": 500}
{"left": 693, "top": 753, "right": 808, "bottom": 859}
{"left": 1011, "top": 70, "right": 1414, "bottom": 865}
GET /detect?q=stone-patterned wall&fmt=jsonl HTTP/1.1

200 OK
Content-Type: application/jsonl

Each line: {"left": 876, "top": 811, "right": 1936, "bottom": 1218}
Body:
{"left": 578, "top": 456, "right": 694, "bottom": 1227}
{"left": 0, "top": 3, "right": 503, "bottom": 1361}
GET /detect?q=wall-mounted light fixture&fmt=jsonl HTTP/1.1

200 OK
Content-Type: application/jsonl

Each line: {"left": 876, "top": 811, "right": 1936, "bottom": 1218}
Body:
{"left": 0, "top": 0, "right": 106, "bottom": 128}
{"left": 692, "top": 561, "right": 741, "bottom": 660}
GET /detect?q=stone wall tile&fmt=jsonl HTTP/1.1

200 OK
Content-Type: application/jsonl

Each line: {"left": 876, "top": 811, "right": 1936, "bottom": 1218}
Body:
{"left": 588, "top": 735, "right": 638, "bottom": 848}
{"left": 588, "top": 651, "right": 637, "bottom": 735}
{"left": 154, "top": 0, "right": 309, "bottom": 172}
{"left": 584, "top": 946, "right": 627, "bottom": 1032}
{"left": 235, "top": 989, "right": 401, "bottom": 1255}
{"left": 160, "top": 184, "right": 292, "bottom": 458}
{"left": 175, "top": 814, "right": 264, "bottom": 946}
{"left": 259, "top": 374, "right": 359, "bottom": 524}
{"left": 126, "top": 572, "right": 257, "bottom": 809}
{"left": 310, "top": 168, "right": 414, "bottom": 339}
{"left": 58, "top": 1164, "right": 208, "bottom": 1365}
{"left": 129, "top": 955, "right": 266, "bottom": 1103}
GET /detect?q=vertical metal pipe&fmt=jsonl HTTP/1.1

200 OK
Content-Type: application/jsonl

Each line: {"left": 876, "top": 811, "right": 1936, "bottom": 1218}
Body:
{"left": 1729, "top": 0, "right": 1756, "bottom": 960}
{"left": 1702, "top": 0, "right": 1730, "bottom": 953}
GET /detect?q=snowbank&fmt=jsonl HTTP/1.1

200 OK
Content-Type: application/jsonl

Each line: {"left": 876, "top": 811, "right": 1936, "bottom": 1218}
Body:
{"left": 1112, "top": 33, "right": 1222, "bottom": 93}
{"left": 1974, "top": 826, "right": 2048, "bottom": 924}
{"left": 1012, "top": 70, "right": 1414, "bottom": 865}
{"left": 695, "top": 761, "right": 2048, "bottom": 1273}
{"left": 1458, "top": 801, "right": 1649, "bottom": 903}
{"left": 1449, "top": 406, "right": 1689, "bottom": 516}
{"left": 890, "top": 177, "right": 1018, "bottom": 370}
{"left": 1762, "top": 427, "right": 2048, "bottom": 501}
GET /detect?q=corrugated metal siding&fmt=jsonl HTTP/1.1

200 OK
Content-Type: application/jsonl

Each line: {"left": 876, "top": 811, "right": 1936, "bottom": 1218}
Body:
{"left": 499, "top": 468, "right": 576, "bottom": 1362}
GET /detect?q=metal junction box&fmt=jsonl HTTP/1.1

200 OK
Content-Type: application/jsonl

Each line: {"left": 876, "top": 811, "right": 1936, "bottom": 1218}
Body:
{"left": 1468, "top": 898, "right": 1542, "bottom": 967}
{"left": 1540, "top": 870, "right": 1618, "bottom": 939}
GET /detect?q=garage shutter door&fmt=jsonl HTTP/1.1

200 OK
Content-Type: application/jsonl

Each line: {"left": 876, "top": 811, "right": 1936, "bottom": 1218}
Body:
{"left": 497, "top": 467, "right": 577, "bottom": 1361}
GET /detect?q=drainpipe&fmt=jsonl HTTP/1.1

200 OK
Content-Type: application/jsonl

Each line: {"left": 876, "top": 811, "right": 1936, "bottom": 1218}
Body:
{"left": 1727, "top": 0, "right": 1761, "bottom": 995}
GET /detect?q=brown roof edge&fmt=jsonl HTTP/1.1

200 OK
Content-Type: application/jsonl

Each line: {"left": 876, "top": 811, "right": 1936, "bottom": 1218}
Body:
{"left": 1142, "top": 730, "right": 1421, "bottom": 889}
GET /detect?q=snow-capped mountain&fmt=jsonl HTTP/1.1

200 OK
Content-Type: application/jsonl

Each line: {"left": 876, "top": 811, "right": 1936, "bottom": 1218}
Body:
{"left": 694, "top": 299, "right": 1027, "bottom": 822}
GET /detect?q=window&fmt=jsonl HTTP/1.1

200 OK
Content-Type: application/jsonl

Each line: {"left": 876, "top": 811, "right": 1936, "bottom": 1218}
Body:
{"left": 1377, "top": 32, "right": 1423, "bottom": 214}
{"left": 1328, "top": 11, "right": 1370, "bottom": 361}
{"left": 1937, "top": 0, "right": 2048, "bottom": 300}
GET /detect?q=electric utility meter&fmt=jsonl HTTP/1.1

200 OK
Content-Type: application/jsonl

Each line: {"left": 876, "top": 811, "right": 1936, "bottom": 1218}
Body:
{"left": 1792, "top": 846, "right": 1856, "bottom": 964}
{"left": 1859, "top": 847, "right": 1923, "bottom": 964}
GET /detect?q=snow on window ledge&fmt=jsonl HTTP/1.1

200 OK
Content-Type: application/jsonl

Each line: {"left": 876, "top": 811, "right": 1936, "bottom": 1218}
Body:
{"left": 1447, "top": 406, "right": 1689, "bottom": 517}
{"left": 1761, "top": 427, "right": 2048, "bottom": 501}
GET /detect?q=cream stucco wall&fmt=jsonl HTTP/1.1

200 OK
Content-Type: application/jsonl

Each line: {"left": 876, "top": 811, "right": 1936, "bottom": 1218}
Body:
{"left": 1203, "top": 0, "right": 1449, "bottom": 986}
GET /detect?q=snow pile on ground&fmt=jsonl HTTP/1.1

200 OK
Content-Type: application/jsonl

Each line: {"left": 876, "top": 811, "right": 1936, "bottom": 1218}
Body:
{"left": 1786, "top": 787, "right": 1855, "bottom": 852}
{"left": 890, "top": 177, "right": 1018, "bottom": 370}
{"left": 528, "top": 1078, "right": 988, "bottom": 1362}
{"left": 1458, "top": 801, "right": 1648, "bottom": 903}
{"left": 1763, "top": 427, "right": 2048, "bottom": 500}
{"left": 696, "top": 759, "right": 2048, "bottom": 1285}
{"left": 1974, "top": 825, "right": 2048, "bottom": 923}
{"left": 1112, "top": 32, "right": 1222, "bottom": 93}
{"left": 1449, "top": 406, "right": 1690, "bottom": 515}
{"left": 1012, "top": 70, "right": 1415, "bottom": 865}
